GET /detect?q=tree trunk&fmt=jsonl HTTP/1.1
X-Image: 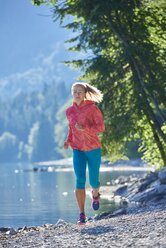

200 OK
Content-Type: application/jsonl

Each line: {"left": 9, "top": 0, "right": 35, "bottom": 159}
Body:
{"left": 106, "top": 16, "right": 166, "bottom": 144}
{"left": 147, "top": 115, "right": 166, "bottom": 167}
{"left": 131, "top": 63, "right": 166, "bottom": 165}
{"left": 130, "top": 58, "right": 166, "bottom": 143}
{"left": 105, "top": 14, "right": 166, "bottom": 165}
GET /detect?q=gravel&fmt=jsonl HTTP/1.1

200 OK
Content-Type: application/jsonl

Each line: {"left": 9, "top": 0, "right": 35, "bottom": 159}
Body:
{"left": 0, "top": 206, "right": 166, "bottom": 248}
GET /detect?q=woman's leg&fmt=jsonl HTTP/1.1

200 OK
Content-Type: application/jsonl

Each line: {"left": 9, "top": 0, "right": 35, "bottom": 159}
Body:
{"left": 86, "top": 148, "right": 101, "bottom": 197}
{"left": 73, "top": 150, "right": 87, "bottom": 214}
{"left": 75, "top": 189, "right": 86, "bottom": 213}
{"left": 86, "top": 148, "right": 101, "bottom": 210}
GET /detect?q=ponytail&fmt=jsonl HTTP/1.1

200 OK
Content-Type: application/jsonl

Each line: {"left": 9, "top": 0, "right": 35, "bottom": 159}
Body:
{"left": 72, "top": 82, "right": 103, "bottom": 103}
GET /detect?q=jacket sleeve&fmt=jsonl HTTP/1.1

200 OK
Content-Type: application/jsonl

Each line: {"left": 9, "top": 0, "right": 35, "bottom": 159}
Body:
{"left": 66, "top": 109, "right": 73, "bottom": 143}
{"left": 85, "top": 106, "right": 105, "bottom": 133}
{"left": 66, "top": 124, "right": 72, "bottom": 143}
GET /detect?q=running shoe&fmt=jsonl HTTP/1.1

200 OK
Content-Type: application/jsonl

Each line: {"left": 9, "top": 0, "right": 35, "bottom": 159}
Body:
{"left": 92, "top": 193, "right": 100, "bottom": 211}
{"left": 77, "top": 212, "right": 86, "bottom": 225}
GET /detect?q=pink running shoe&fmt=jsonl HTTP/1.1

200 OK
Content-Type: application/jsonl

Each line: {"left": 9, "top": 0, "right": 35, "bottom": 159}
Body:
{"left": 92, "top": 193, "right": 100, "bottom": 211}
{"left": 77, "top": 213, "right": 86, "bottom": 225}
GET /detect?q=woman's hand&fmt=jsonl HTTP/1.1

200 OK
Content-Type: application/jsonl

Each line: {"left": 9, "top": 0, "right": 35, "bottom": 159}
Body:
{"left": 75, "top": 123, "right": 84, "bottom": 131}
{"left": 64, "top": 141, "right": 69, "bottom": 149}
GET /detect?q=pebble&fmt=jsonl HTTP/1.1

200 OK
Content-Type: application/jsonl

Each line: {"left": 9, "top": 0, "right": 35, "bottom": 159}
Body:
{"left": 1, "top": 169, "right": 166, "bottom": 248}
{"left": 0, "top": 206, "right": 166, "bottom": 248}
{"left": 6, "top": 228, "right": 17, "bottom": 235}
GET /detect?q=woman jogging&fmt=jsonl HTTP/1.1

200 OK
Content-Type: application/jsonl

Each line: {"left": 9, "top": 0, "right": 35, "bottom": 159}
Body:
{"left": 64, "top": 82, "right": 105, "bottom": 225}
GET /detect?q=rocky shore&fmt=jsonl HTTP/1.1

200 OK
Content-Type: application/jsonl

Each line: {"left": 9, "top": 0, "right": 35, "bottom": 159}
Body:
{"left": 1, "top": 167, "right": 166, "bottom": 248}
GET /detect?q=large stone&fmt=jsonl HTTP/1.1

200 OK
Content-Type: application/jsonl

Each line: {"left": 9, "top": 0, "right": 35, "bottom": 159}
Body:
{"left": 128, "top": 187, "right": 158, "bottom": 203}
{"left": 114, "top": 185, "right": 128, "bottom": 196}
{"left": 6, "top": 228, "right": 17, "bottom": 235}
{"left": 55, "top": 219, "right": 67, "bottom": 226}
{"left": 138, "top": 171, "right": 158, "bottom": 192}
{"left": 128, "top": 182, "right": 166, "bottom": 204}
{"left": 109, "top": 208, "right": 127, "bottom": 217}
{"left": 158, "top": 168, "right": 166, "bottom": 184}
{"left": 156, "top": 184, "right": 166, "bottom": 194}
{"left": 0, "top": 227, "right": 10, "bottom": 232}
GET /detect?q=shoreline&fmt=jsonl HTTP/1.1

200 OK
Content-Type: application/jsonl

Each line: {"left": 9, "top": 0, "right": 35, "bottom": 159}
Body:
{"left": 33, "top": 157, "right": 155, "bottom": 173}
{"left": 34, "top": 157, "right": 153, "bottom": 168}
{"left": 32, "top": 165, "right": 154, "bottom": 173}
{"left": 1, "top": 164, "right": 166, "bottom": 247}
{"left": 1, "top": 161, "right": 151, "bottom": 231}
{"left": 0, "top": 204, "right": 166, "bottom": 247}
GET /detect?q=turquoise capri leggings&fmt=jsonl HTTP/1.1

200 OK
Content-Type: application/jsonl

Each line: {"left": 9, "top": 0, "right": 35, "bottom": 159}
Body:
{"left": 73, "top": 148, "right": 101, "bottom": 189}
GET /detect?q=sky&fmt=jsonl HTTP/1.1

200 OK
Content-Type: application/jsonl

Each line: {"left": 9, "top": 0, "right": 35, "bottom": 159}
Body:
{"left": 0, "top": 0, "right": 79, "bottom": 91}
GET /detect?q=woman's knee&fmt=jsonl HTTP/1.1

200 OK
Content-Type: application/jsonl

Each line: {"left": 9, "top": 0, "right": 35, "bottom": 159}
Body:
{"left": 89, "top": 180, "right": 100, "bottom": 189}
{"left": 76, "top": 179, "right": 86, "bottom": 189}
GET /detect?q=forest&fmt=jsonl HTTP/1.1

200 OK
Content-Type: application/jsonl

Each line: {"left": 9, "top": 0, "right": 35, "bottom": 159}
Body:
{"left": 32, "top": 0, "right": 166, "bottom": 168}
{"left": 1, "top": 0, "right": 166, "bottom": 168}
{"left": 0, "top": 80, "right": 72, "bottom": 162}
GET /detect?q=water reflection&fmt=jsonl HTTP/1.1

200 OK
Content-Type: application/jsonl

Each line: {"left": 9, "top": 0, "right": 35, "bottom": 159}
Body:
{"left": 0, "top": 163, "right": 146, "bottom": 228}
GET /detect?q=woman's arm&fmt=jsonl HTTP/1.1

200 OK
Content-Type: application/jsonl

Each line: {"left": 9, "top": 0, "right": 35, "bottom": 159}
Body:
{"left": 67, "top": 124, "right": 73, "bottom": 143}
{"left": 85, "top": 106, "right": 105, "bottom": 133}
{"left": 64, "top": 124, "right": 72, "bottom": 149}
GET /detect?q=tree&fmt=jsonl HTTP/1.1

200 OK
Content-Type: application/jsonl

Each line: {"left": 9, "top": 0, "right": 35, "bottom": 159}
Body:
{"left": 27, "top": 116, "right": 56, "bottom": 162}
{"left": 54, "top": 99, "right": 72, "bottom": 158}
{"left": 0, "top": 78, "right": 70, "bottom": 162}
{"left": 0, "top": 132, "right": 19, "bottom": 162}
{"left": 32, "top": 0, "right": 166, "bottom": 167}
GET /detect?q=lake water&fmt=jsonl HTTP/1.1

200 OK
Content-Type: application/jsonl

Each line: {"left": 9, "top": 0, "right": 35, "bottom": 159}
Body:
{"left": 0, "top": 162, "right": 147, "bottom": 228}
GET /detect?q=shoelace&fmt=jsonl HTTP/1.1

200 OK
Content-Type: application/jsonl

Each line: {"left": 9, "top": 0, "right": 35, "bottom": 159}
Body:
{"left": 79, "top": 213, "right": 85, "bottom": 219}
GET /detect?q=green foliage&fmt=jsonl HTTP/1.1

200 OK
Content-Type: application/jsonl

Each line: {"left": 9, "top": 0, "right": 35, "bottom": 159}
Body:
{"left": 31, "top": 0, "right": 47, "bottom": 6}
{"left": 0, "top": 81, "right": 70, "bottom": 162}
{"left": 138, "top": 118, "right": 166, "bottom": 168}
{"left": 37, "top": 0, "right": 166, "bottom": 167}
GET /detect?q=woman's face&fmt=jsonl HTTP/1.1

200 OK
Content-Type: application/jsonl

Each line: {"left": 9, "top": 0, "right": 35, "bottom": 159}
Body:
{"left": 72, "top": 85, "right": 86, "bottom": 105}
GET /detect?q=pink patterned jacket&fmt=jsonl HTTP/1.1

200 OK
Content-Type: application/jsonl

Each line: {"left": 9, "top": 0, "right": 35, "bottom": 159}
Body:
{"left": 66, "top": 100, "right": 105, "bottom": 151}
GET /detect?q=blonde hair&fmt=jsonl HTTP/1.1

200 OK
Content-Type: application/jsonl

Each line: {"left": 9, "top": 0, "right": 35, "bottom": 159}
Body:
{"left": 72, "top": 82, "right": 103, "bottom": 103}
